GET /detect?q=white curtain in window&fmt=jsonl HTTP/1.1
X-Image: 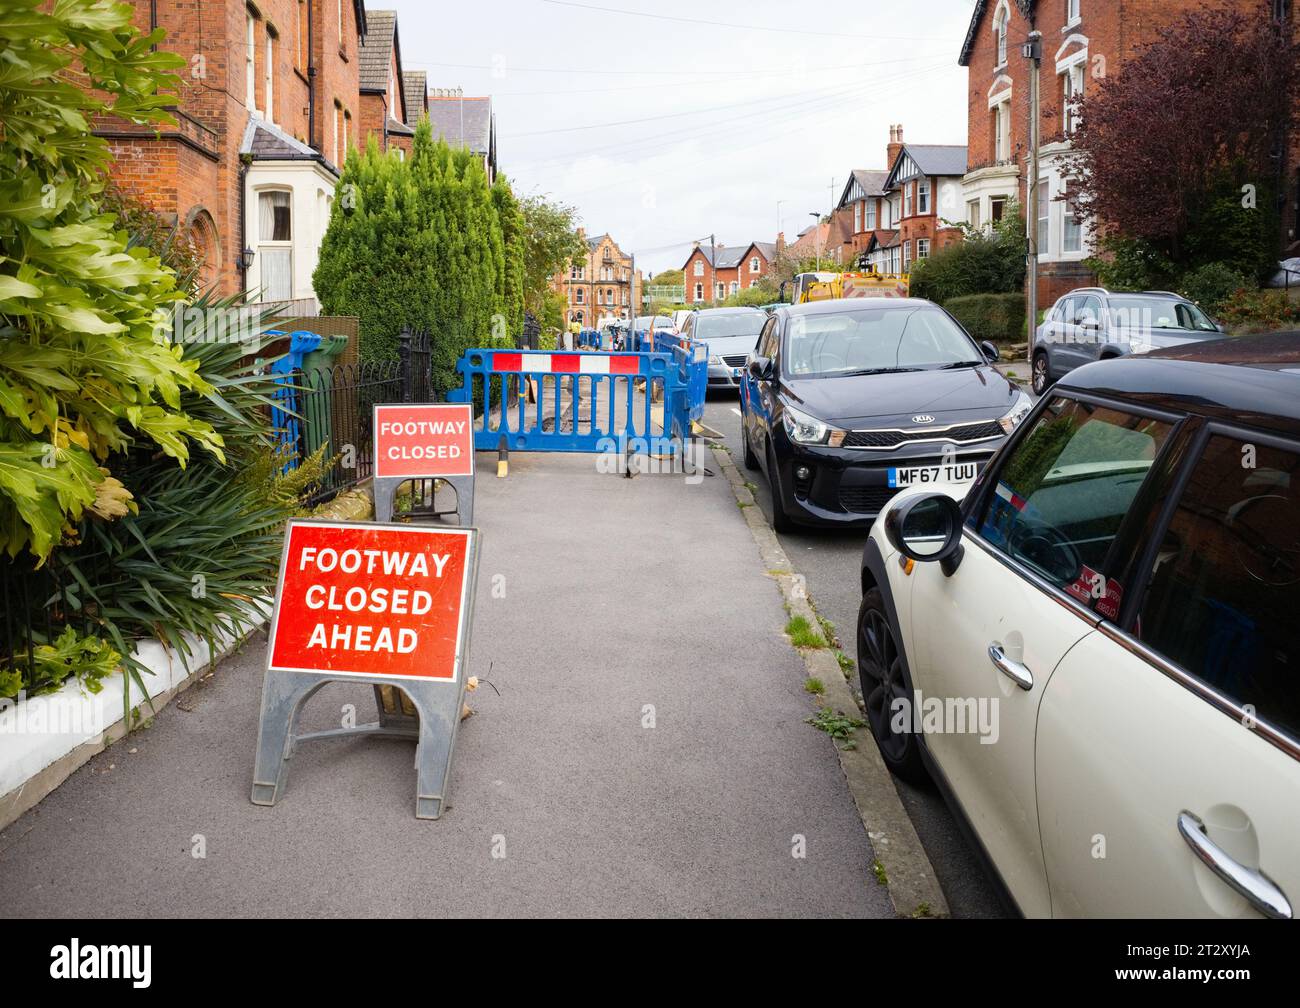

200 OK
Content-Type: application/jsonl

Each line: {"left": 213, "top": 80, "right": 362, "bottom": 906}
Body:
{"left": 259, "top": 191, "right": 291, "bottom": 241}
{"left": 260, "top": 249, "right": 292, "bottom": 300}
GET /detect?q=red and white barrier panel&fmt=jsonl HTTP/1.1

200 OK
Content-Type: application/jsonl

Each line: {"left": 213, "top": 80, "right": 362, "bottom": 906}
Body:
{"left": 490, "top": 352, "right": 642, "bottom": 375}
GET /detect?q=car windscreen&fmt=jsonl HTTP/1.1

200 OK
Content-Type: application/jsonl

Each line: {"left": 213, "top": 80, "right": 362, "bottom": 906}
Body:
{"left": 784, "top": 306, "right": 979, "bottom": 377}
{"left": 694, "top": 313, "right": 764, "bottom": 339}
{"left": 1108, "top": 297, "right": 1217, "bottom": 332}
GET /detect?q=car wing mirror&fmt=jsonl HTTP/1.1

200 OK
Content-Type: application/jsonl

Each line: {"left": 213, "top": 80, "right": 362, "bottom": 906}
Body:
{"left": 748, "top": 356, "right": 773, "bottom": 381}
{"left": 884, "top": 493, "right": 965, "bottom": 576}
{"left": 980, "top": 340, "right": 999, "bottom": 362}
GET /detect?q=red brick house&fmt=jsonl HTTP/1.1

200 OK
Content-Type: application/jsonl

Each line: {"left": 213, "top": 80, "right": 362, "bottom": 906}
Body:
{"left": 846, "top": 126, "right": 965, "bottom": 275}
{"left": 681, "top": 241, "right": 776, "bottom": 304}
{"left": 958, "top": 0, "right": 1300, "bottom": 306}
{"left": 358, "top": 9, "right": 415, "bottom": 155}
{"left": 95, "top": 2, "right": 429, "bottom": 307}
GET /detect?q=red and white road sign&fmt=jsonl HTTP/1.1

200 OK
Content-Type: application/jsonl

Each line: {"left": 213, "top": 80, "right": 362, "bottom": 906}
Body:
{"left": 373, "top": 403, "right": 474, "bottom": 479}
{"left": 267, "top": 521, "right": 474, "bottom": 681}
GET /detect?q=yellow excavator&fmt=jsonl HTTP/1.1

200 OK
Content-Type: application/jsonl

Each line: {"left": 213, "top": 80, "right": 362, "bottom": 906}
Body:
{"left": 780, "top": 269, "right": 909, "bottom": 304}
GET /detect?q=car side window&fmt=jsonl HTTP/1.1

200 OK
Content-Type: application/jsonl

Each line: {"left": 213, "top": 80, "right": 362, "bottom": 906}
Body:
{"left": 974, "top": 396, "right": 1173, "bottom": 598}
{"left": 1136, "top": 434, "right": 1300, "bottom": 741}
{"left": 758, "top": 318, "right": 778, "bottom": 358}
{"left": 1076, "top": 295, "right": 1102, "bottom": 328}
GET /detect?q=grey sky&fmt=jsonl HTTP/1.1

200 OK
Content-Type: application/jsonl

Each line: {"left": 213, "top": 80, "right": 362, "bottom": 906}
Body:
{"left": 392, "top": 0, "right": 974, "bottom": 274}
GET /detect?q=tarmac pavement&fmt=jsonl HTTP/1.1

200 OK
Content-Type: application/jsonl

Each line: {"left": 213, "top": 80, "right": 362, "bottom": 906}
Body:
{"left": 0, "top": 449, "right": 895, "bottom": 918}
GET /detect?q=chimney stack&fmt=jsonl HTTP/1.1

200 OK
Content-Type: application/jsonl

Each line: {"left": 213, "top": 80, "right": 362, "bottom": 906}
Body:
{"left": 887, "top": 123, "right": 904, "bottom": 168}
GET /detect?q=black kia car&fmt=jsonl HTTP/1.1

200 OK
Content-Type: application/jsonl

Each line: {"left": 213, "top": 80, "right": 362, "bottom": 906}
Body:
{"left": 738, "top": 298, "right": 1032, "bottom": 531}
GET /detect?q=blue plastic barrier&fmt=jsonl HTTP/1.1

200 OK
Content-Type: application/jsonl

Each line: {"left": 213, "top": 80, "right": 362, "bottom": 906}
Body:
{"left": 447, "top": 346, "right": 705, "bottom": 454}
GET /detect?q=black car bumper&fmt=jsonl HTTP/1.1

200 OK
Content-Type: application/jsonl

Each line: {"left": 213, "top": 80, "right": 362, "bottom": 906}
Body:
{"left": 770, "top": 428, "right": 1002, "bottom": 527}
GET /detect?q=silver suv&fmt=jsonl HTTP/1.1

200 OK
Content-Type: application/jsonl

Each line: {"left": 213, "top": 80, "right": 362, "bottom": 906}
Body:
{"left": 1031, "top": 287, "right": 1223, "bottom": 396}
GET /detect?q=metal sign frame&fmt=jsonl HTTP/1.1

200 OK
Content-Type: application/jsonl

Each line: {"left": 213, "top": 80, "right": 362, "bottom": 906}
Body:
{"left": 372, "top": 402, "right": 475, "bottom": 525}
{"left": 250, "top": 519, "right": 480, "bottom": 820}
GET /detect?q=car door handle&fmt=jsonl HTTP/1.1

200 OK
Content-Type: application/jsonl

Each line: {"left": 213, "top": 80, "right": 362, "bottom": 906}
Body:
{"left": 1177, "top": 811, "right": 1292, "bottom": 919}
{"left": 987, "top": 643, "right": 1033, "bottom": 690}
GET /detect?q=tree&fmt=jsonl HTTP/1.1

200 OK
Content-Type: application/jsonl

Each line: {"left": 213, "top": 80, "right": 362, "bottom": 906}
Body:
{"left": 0, "top": 0, "right": 223, "bottom": 561}
{"left": 519, "top": 194, "right": 587, "bottom": 313}
{"left": 492, "top": 175, "right": 526, "bottom": 337}
{"left": 1067, "top": 9, "right": 1296, "bottom": 275}
{"left": 315, "top": 126, "right": 512, "bottom": 391}
{"left": 648, "top": 268, "right": 684, "bottom": 288}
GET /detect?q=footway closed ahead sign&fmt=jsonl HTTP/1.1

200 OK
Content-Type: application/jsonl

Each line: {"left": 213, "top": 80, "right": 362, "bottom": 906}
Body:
{"left": 268, "top": 521, "right": 473, "bottom": 680}
{"left": 252, "top": 519, "right": 480, "bottom": 819}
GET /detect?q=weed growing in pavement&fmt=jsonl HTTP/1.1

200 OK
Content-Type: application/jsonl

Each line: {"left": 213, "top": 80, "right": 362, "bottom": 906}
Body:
{"left": 785, "top": 615, "right": 826, "bottom": 649}
{"left": 805, "top": 706, "right": 863, "bottom": 748}
{"left": 836, "top": 651, "right": 854, "bottom": 677}
{"left": 912, "top": 902, "right": 933, "bottom": 918}
{"left": 872, "top": 860, "right": 888, "bottom": 885}
{"left": 817, "top": 616, "right": 838, "bottom": 647}
{"left": 803, "top": 677, "right": 825, "bottom": 695}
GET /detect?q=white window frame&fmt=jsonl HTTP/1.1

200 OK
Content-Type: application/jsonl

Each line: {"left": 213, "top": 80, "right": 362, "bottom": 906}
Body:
{"left": 1037, "top": 177, "right": 1050, "bottom": 254}
{"left": 693, "top": 282, "right": 703, "bottom": 301}
{"left": 1066, "top": 0, "right": 1081, "bottom": 27}
{"left": 265, "top": 30, "right": 274, "bottom": 123}
{"left": 994, "top": 2, "right": 1010, "bottom": 69}
{"left": 749, "top": 256, "right": 760, "bottom": 273}
{"left": 246, "top": 12, "right": 257, "bottom": 112}
{"left": 575, "top": 288, "right": 584, "bottom": 304}
{"left": 1058, "top": 48, "right": 1088, "bottom": 134}
{"left": 331, "top": 102, "right": 339, "bottom": 165}
{"left": 903, "top": 183, "right": 912, "bottom": 218}
{"left": 729, "top": 281, "right": 739, "bottom": 295}
{"left": 917, "top": 178, "right": 930, "bottom": 215}
{"left": 865, "top": 201, "right": 876, "bottom": 230}
{"left": 967, "top": 199, "right": 981, "bottom": 229}
{"left": 256, "top": 187, "right": 294, "bottom": 301}
{"left": 917, "top": 238, "right": 931, "bottom": 260}
{"left": 854, "top": 202, "right": 861, "bottom": 233}
{"left": 694, "top": 259, "right": 704, "bottom": 276}
{"left": 902, "top": 240, "right": 911, "bottom": 271}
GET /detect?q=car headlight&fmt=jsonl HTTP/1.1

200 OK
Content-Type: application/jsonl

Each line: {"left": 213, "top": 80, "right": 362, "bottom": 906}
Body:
{"left": 998, "top": 393, "right": 1033, "bottom": 434}
{"left": 709, "top": 354, "right": 723, "bottom": 365}
{"left": 783, "top": 403, "right": 846, "bottom": 447}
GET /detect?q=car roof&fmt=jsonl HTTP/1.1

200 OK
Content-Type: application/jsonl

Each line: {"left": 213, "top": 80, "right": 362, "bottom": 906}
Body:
{"left": 777, "top": 296, "right": 936, "bottom": 318}
{"left": 693, "top": 306, "right": 764, "bottom": 316}
{"left": 1058, "top": 330, "right": 1300, "bottom": 435}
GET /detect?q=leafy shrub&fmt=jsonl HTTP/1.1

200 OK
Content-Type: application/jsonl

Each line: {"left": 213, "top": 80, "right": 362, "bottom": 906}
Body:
{"left": 1215, "top": 288, "right": 1300, "bottom": 332}
{"left": 1179, "top": 263, "right": 1252, "bottom": 315}
{"left": 1085, "top": 235, "right": 1180, "bottom": 292}
{"left": 908, "top": 210, "right": 1027, "bottom": 304}
{"left": 944, "top": 293, "right": 1026, "bottom": 344}
{"left": 0, "top": 0, "right": 224, "bottom": 562}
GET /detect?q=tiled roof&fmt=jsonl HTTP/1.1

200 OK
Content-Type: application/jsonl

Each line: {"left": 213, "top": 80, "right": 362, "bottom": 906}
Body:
{"left": 906, "top": 145, "right": 969, "bottom": 177}
{"left": 688, "top": 242, "right": 771, "bottom": 269}
{"left": 402, "top": 71, "right": 427, "bottom": 126}
{"left": 239, "top": 118, "right": 330, "bottom": 169}
{"left": 750, "top": 241, "right": 777, "bottom": 261}
{"left": 426, "top": 95, "right": 493, "bottom": 154}
{"left": 359, "top": 10, "right": 397, "bottom": 92}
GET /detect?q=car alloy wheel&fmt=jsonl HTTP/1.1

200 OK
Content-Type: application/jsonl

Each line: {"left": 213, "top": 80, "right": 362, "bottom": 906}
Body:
{"left": 857, "top": 589, "right": 926, "bottom": 783}
{"left": 1031, "top": 352, "right": 1050, "bottom": 397}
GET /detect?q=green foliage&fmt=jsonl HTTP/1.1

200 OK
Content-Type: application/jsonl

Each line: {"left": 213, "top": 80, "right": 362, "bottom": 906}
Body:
{"left": 785, "top": 615, "right": 826, "bottom": 649}
{"left": 519, "top": 194, "right": 587, "bottom": 314}
{"left": 803, "top": 677, "right": 825, "bottom": 695}
{"left": 1085, "top": 235, "right": 1179, "bottom": 292}
{"left": 1183, "top": 175, "right": 1280, "bottom": 284}
{"left": 719, "top": 285, "right": 776, "bottom": 308}
{"left": 0, "top": 626, "right": 121, "bottom": 700}
{"left": 0, "top": 0, "right": 225, "bottom": 561}
{"left": 908, "top": 209, "right": 1027, "bottom": 304}
{"left": 649, "top": 268, "right": 684, "bottom": 288}
{"left": 314, "top": 128, "right": 523, "bottom": 393}
{"left": 944, "top": 292, "right": 1026, "bottom": 344}
{"left": 100, "top": 185, "right": 205, "bottom": 294}
{"left": 1215, "top": 288, "right": 1300, "bottom": 333}
{"left": 805, "top": 706, "right": 864, "bottom": 749}
{"left": 1178, "top": 263, "right": 1252, "bottom": 315}
{"left": 492, "top": 175, "right": 526, "bottom": 337}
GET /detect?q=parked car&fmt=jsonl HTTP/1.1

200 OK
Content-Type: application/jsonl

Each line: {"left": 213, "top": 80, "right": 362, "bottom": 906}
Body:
{"left": 679, "top": 306, "right": 767, "bottom": 392}
{"left": 738, "top": 298, "right": 1031, "bottom": 532}
{"left": 1031, "top": 287, "right": 1223, "bottom": 396}
{"left": 671, "top": 308, "right": 695, "bottom": 333}
{"left": 859, "top": 330, "right": 1300, "bottom": 918}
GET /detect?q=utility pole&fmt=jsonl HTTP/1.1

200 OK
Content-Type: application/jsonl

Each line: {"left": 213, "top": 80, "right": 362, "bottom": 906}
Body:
{"left": 1024, "top": 29, "right": 1042, "bottom": 354}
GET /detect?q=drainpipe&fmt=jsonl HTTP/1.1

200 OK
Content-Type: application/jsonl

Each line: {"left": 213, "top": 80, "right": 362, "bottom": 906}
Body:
{"left": 238, "top": 156, "right": 251, "bottom": 292}
{"left": 307, "top": 0, "right": 316, "bottom": 150}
